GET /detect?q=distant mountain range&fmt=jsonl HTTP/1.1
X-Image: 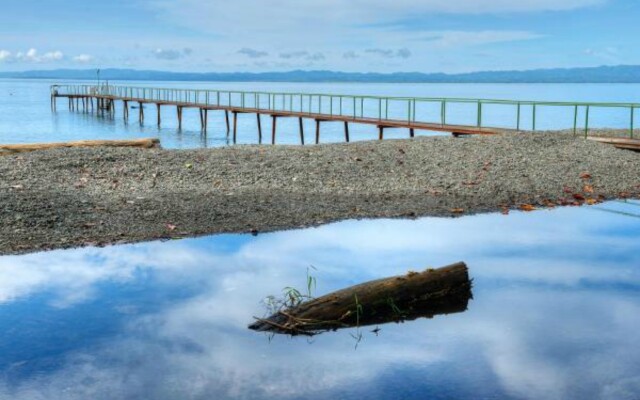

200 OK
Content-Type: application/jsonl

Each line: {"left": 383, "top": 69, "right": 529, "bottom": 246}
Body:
{"left": 1, "top": 65, "right": 640, "bottom": 83}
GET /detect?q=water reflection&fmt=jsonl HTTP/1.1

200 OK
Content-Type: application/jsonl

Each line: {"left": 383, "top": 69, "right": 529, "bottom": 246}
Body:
{"left": 0, "top": 201, "right": 639, "bottom": 399}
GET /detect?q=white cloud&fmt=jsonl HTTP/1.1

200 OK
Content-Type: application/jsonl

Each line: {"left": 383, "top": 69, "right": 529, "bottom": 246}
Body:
{"left": 143, "top": 0, "right": 558, "bottom": 71}
{"left": 41, "top": 50, "right": 64, "bottom": 62}
{"left": 583, "top": 46, "right": 619, "bottom": 62}
{"left": 73, "top": 54, "right": 94, "bottom": 63}
{"left": 419, "top": 30, "right": 543, "bottom": 47}
{"left": 279, "top": 51, "right": 325, "bottom": 62}
{"left": 238, "top": 47, "right": 269, "bottom": 58}
{"left": 343, "top": 51, "right": 359, "bottom": 59}
{"left": 279, "top": 51, "right": 309, "bottom": 59}
{"left": 6, "top": 48, "right": 66, "bottom": 63}
{"left": 149, "top": 0, "right": 602, "bottom": 38}
{"left": 365, "top": 47, "right": 412, "bottom": 59}
{"left": 15, "top": 48, "right": 37, "bottom": 62}
{"left": 0, "top": 50, "right": 12, "bottom": 62}
{"left": 0, "top": 49, "right": 99, "bottom": 65}
{"left": 153, "top": 48, "right": 183, "bottom": 60}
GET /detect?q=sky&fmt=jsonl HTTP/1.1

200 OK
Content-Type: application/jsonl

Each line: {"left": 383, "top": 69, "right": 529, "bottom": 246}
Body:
{"left": 0, "top": 0, "right": 638, "bottom": 73}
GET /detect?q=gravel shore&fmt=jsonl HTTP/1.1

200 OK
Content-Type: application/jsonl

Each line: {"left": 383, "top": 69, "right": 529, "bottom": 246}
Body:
{"left": 1, "top": 133, "right": 639, "bottom": 255}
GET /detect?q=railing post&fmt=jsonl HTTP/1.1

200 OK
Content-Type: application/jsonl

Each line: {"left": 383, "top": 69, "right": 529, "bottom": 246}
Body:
{"left": 573, "top": 105, "right": 578, "bottom": 136}
{"left": 477, "top": 101, "right": 482, "bottom": 128}
{"left": 532, "top": 104, "right": 537, "bottom": 131}
{"left": 584, "top": 105, "right": 590, "bottom": 138}
{"left": 631, "top": 106, "right": 635, "bottom": 139}
{"left": 516, "top": 103, "right": 521, "bottom": 131}
{"left": 385, "top": 98, "right": 389, "bottom": 119}
{"left": 353, "top": 97, "right": 356, "bottom": 119}
{"left": 442, "top": 100, "right": 447, "bottom": 125}
{"left": 412, "top": 100, "right": 416, "bottom": 123}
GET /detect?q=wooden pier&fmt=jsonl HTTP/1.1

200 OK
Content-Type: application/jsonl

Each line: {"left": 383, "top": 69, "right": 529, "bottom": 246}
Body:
{"left": 51, "top": 85, "right": 498, "bottom": 144}
{"left": 51, "top": 84, "right": 640, "bottom": 147}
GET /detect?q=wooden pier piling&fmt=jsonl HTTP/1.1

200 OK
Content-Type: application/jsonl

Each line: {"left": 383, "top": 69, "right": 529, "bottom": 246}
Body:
{"left": 298, "top": 117, "right": 305, "bottom": 145}
{"left": 271, "top": 115, "right": 277, "bottom": 145}
{"left": 233, "top": 111, "right": 238, "bottom": 143}
{"left": 203, "top": 109, "right": 208, "bottom": 133}
{"left": 315, "top": 119, "right": 321, "bottom": 144}
{"left": 344, "top": 121, "right": 350, "bottom": 143}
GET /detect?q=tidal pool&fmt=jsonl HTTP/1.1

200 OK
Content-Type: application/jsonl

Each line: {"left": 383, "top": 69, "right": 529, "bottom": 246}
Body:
{"left": 0, "top": 201, "right": 639, "bottom": 399}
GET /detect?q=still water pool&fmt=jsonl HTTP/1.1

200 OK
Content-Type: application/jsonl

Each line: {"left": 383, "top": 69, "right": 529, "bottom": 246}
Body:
{"left": 0, "top": 200, "right": 638, "bottom": 399}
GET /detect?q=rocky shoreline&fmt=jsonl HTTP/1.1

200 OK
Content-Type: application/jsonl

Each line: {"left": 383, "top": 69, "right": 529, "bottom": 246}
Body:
{"left": 1, "top": 132, "right": 639, "bottom": 255}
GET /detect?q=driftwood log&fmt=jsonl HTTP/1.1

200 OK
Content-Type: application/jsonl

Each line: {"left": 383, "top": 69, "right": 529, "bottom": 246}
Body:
{"left": 249, "top": 262, "right": 471, "bottom": 336}
{"left": 0, "top": 138, "right": 161, "bottom": 155}
{"left": 588, "top": 137, "right": 640, "bottom": 152}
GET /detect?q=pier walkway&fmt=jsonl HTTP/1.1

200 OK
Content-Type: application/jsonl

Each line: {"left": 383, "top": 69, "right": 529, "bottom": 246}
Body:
{"left": 51, "top": 85, "right": 640, "bottom": 147}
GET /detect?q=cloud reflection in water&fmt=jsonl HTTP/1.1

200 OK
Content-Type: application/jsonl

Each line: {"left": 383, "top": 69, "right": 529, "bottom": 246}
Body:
{"left": 0, "top": 201, "right": 639, "bottom": 399}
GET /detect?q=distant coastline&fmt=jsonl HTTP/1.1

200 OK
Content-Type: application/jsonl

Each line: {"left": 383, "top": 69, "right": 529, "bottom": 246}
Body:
{"left": 1, "top": 65, "right": 640, "bottom": 83}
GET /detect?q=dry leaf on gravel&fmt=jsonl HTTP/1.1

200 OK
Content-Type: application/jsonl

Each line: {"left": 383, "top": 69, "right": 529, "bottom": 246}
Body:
{"left": 519, "top": 204, "right": 536, "bottom": 212}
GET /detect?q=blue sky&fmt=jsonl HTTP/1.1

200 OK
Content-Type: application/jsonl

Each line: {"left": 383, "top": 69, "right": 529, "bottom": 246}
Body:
{"left": 0, "top": 0, "right": 637, "bottom": 73}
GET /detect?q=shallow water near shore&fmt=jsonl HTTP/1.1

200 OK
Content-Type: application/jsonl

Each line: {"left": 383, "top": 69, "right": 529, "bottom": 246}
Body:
{"left": 0, "top": 200, "right": 639, "bottom": 399}
{"left": 2, "top": 79, "right": 640, "bottom": 148}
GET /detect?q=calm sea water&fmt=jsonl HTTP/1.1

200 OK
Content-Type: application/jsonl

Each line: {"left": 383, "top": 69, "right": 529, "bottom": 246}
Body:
{"left": 0, "top": 201, "right": 639, "bottom": 399}
{"left": 1, "top": 79, "right": 639, "bottom": 148}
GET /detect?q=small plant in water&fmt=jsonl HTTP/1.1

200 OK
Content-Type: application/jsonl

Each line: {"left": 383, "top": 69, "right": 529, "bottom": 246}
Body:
{"left": 261, "top": 265, "right": 318, "bottom": 315}
{"left": 306, "top": 265, "right": 317, "bottom": 298}
{"left": 349, "top": 293, "right": 364, "bottom": 349}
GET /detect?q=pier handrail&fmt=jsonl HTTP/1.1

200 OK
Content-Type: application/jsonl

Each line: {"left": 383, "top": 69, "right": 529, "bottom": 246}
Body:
{"left": 51, "top": 84, "right": 638, "bottom": 137}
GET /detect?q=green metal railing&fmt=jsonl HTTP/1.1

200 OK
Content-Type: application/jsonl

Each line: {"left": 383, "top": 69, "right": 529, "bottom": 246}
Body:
{"left": 51, "top": 84, "right": 639, "bottom": 138}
